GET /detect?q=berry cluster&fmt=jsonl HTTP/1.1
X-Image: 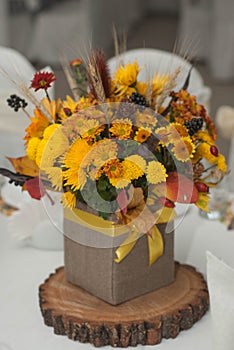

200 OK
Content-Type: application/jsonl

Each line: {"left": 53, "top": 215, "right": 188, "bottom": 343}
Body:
{"left": 184, "top": 117, "right": 203, "bottom": 136}
{"left": 130, "top": 92, "right": 147, "bottom": 107}
{"left": 7, "top": 94, "right": 28, "bottom": 112}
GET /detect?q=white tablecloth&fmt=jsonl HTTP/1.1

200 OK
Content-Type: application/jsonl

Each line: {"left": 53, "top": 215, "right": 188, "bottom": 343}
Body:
{"left": 1, "top": 205, "right": 234, "bottom": 349}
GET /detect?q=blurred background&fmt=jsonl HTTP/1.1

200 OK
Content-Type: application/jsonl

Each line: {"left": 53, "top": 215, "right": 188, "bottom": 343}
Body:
{"left": 0, "top": 0, "right": 234, "bottom": 157}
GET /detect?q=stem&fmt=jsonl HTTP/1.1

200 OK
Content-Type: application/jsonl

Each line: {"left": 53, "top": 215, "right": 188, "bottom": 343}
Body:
{"left": 45, "top": 89, "right": 51, "bottom": 102}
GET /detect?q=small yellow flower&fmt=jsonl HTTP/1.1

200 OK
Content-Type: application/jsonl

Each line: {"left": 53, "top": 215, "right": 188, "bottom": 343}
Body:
{"left": 136, "top": 81, "right": 148, "bottom": 96}
{"left": 146, "top": 161, "right": 167, "bottom": 184}
{"left": 110, "top": 118, "right": 132, "bottom": 139}
{"left": 170, "top": 123, "right": 189, "bottom": 139}
{"left": 172, "top": 136, "right": 195, "bottom": 162}
{"left": 115, "top": 62, "right": 140, "bottom": 87}
{"left": 155, "top": 126, "right": 171, "bottom": 146}
{"left": 61, "top": 192, "right": 76, "bottom": 209}
{"left": 151, "top": 72, "right": 171, "bottom": 96}
{"left": 91, "top": 140, "right": 118, "bottom": 168}
{"left": 134, "top": 127, "right": 151, "bottom": 143}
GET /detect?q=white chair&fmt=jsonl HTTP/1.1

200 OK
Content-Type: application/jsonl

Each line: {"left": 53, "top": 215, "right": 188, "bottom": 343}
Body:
{"left": 0, "top": 46, "right": 54, "bottom": 168}
{"left": 108, "top": 48, "right": 211, "bottom": 113}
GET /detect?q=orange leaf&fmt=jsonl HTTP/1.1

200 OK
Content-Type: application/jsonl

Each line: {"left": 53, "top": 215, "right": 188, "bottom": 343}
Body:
{"left": 7, "top": 156, "right": 39, "bottom": 177}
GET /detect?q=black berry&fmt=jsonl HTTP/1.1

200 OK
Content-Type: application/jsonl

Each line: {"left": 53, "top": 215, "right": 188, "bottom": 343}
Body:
{"left": 184, "top": 117, "right": 203, "bottom": 135}
{"left": 7, "top": 95, "right": 28, "bottom": 112}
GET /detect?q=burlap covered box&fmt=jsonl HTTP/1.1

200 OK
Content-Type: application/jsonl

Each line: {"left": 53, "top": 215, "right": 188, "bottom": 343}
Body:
{"left": 63, "top": 205, "right": 175, "bottom": 305}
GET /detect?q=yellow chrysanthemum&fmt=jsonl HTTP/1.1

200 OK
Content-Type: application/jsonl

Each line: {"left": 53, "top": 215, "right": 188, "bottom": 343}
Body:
{"left": 115, "top": 62, "right": 140, "bottom": 86}
{"left": 146, "top": 161, "right": 167, "bottom": 184}
{"left": 26, "top": 137, "right": 41, "bottom": 161}
{"left": 63, "top": 138, "right": 92, "bottom": 190}
{"left": 100, "top": 158, "right": 123, "bottom": 179}
{"left": 90, "top": 140, "right": 118, "bottom": 168}
{"left": 125, "top": 155, "right": 146, "bottom": 172}
{"left": 172, "top": 136, "right": 195, "bottom": 162}
{"left": 43, "top": 124, "right": 60, "bottom": 140}
{"left": 110, "top": 118, "right": 132, "bottom": 139}
{"left": 44, "top": 166, "right": 63, "bottom": 191}
{"left": 61, "top": 191, "right": 76, "bottom": 209}
{"left": 151, "top": 72, "right": 171, "bottom": 96}
{"left": 134, "top": 127, "right": 151, "bottom": 143}
{"left": 35, "top": 139, "right": 49, "bottom": 167}
{"left": 108, "top": 158, "right": 144, "bottom": 188}
{"left": 122, "top": 158, "right": 145, "bottom": 180}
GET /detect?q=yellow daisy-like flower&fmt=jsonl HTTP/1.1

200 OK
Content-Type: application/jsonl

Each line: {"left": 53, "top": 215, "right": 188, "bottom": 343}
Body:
{"left": 115, "top": 62, "right": 140, "bottom": 87}
{"left": 146, "top": 161, "right": 167, "bottom": 184}
{"left": 172, "top": 136, "right": 195, "bottom": 162}
{"left": 151, "top": 72, "right": 171, "bottom": 96}
{"left": 61, "top": 191, "right": 76, "bottom": 209}
{"left": 216, "top": 154, "right": 227, "bottom": 172}
{"left": 134, "top": 127, "right": 151, "bottom": 143}
{"left": 170, "top": 122, "right": 189, "bottom": 139}
{"left": 63, "top": 138, "right": 92, "bottom": 190}
{"left": 136, "top": 111, "right": 157, "bottom": 128}
{"left": 91, "top": 140, "right": 118, "bottom": 168}
{"left": 155, "top": 126, "right": 171, "bottom": 146}
{"left": 110, "top": 118, "right": 132, "bottom": 139}
{"left": 125, "top": 155, "right": 146, "bottom": 172}
{"left": 100, "top": 158, "right": 123, "bottom": 179}
{"left": 26, "top": 137, "right": 41, "bottom": 161}
{"left": 44, "top": 166, "right": 63, "bottom": 191}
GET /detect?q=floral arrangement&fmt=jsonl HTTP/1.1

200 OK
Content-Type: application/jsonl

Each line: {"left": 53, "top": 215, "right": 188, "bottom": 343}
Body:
{"left": 0, "top": 49, "right": 227, "bottom": 263}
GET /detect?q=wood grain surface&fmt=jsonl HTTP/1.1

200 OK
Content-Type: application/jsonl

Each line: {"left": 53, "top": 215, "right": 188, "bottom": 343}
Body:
{"left": 39, "top": 262, "right": 209, "bottom": 347}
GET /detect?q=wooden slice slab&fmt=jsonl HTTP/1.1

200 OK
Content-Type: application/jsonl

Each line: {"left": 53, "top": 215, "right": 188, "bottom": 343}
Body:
{"left": 39, "top": 262, "right": 209, "bottom": 347}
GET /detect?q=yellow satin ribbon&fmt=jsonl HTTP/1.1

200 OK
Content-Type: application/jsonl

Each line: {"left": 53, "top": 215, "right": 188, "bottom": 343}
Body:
{"left": 64, "top": 206, "right": 176, "bottom": 266}
{"left": 114, "top": 207, "right": 176, "bottom": 266}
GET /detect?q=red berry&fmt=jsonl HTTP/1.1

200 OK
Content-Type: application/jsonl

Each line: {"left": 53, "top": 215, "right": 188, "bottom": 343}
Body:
{"left": 210, "top": 145, "right": 219, "bottom": 157}
{"left": 158, "top": 197, "right": 175, "bottom": 208}
{"left": 195, "top": 182, "right": 209, "bottom": 193}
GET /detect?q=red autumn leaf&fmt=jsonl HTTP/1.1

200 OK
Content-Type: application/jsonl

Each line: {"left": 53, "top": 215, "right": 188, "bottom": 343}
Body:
{"left": 165, "top": 172, "right": 198, "bottom": 203}
{"left": 23, "top": 177, "right": 45, "bottom": 200}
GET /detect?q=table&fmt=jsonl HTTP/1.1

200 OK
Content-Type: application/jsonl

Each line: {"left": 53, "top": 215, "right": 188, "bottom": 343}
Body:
{"left": 0, "top": 205, "right": 234, "bottom": 349}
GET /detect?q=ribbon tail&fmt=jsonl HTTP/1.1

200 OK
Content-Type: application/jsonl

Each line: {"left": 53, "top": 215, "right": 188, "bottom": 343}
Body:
{"left": 115, "top": 228, "right": 140, "bottom": 263}
{"left": 148, "top": 225, "right": 164, "bottom": 266}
